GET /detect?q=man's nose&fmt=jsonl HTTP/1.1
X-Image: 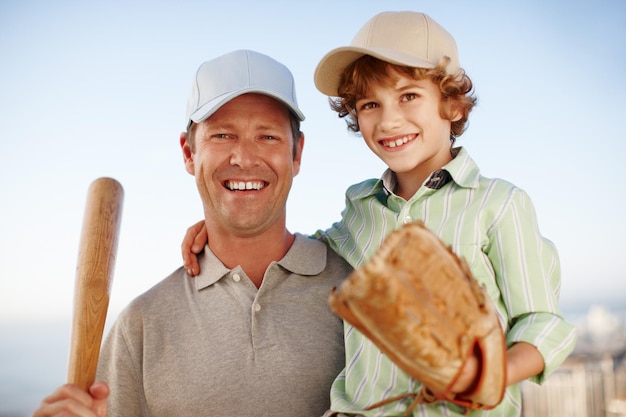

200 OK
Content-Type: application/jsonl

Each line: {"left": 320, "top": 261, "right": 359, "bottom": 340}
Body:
{"left": 229, "top": 139, "right": 260, "bottom": 168}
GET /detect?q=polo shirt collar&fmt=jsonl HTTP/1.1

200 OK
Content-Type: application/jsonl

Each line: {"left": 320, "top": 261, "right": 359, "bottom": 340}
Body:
{"left": 194, "top": 233, "right": 327, "bottom": 290}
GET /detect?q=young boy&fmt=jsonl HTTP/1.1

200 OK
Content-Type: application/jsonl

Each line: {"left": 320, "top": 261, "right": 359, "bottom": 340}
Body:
{"left": 182, "top": 11, "right": 576, "bottom": 417}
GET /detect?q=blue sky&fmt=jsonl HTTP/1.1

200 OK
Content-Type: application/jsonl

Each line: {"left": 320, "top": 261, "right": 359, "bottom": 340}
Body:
{"left": 1, "top": 0, "right": 625, "bottom": 325}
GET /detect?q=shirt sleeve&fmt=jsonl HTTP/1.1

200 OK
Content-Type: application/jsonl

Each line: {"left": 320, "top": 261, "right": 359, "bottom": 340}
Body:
{"left": 310, "top": 191, "right": 354, "bottom": 258}
{"left": 486, "top": 187, "right": 576, "bottom": 384}
{"left": 97, "top": 313, "right": 151, "bottom": 416}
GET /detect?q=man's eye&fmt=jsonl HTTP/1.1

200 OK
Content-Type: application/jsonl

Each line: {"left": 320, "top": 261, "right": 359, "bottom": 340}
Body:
{"left": 262, "top": 135, "right": 278, "bottom": 140}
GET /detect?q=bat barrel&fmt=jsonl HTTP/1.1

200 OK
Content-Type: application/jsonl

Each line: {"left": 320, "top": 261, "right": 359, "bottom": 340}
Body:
{"left": 67, "top": 177, "right": 124, "bottom": 391}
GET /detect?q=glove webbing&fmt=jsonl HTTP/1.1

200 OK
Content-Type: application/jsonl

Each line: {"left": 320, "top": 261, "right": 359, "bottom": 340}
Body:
{"left": 363, "top": 387, "right": 438, "bottom": 416}
{"left": 363, "top": 387, "right": 476, "bottom": 416}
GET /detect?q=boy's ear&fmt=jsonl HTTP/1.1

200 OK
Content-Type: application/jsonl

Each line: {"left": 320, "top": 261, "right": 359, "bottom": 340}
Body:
{"left": 451, "top": 109, "right": 463, "bottom": 122}
{"left": 180, "top": 132, "right": 195, "bottom": 175}
{"left": 446, "top": 99, "right": 463, "bottom": 122}
{"left": 444, "top": 100, "right": 463, "bottom": 122}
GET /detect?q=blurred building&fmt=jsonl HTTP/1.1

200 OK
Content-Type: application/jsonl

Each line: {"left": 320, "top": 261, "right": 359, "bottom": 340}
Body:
{"left": 521, "top": 305, "right": 626, "bottom": 417}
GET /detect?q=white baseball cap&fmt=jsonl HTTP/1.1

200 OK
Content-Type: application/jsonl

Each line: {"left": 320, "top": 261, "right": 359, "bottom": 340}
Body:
{"left": 314, "top": 11, "right": 460, "bottom": 97}
{"left": 186, "top": 49, "right": 305, "bottom": 129}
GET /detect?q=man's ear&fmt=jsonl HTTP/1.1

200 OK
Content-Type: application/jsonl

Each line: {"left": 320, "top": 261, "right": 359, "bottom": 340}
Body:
{"left": 293, "top": 133, "right": 305, "bottom": 177}
{"left": 180, "top": 132, "right": 195, "bottom": 175}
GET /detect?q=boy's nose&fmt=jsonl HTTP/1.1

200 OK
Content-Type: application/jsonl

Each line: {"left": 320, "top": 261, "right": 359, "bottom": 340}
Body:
{"left": 378, "top": 106, "right": 402, "bottom": 132}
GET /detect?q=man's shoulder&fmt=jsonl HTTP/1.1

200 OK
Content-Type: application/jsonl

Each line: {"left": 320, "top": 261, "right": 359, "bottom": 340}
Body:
{"left": 290, "top": 234, "right": 353, "bottom": 274}
{"left": 118, "top": 267, "right": 190, "bottom": 316}
{"left": 323, "top": 242, "right": 353, "bottom": 273}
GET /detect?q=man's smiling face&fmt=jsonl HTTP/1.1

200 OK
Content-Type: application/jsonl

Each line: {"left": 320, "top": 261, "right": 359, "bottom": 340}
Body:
{"left": 184, "top": 93, "right": 303, "bottom": 237}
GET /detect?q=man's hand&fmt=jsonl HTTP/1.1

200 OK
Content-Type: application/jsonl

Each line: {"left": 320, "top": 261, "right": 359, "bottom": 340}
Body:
{"left": 182, "top": 220, "right": 207, "bottom": 276}
{"left": 32, "top": 382, "right": 109, "bottom": 417}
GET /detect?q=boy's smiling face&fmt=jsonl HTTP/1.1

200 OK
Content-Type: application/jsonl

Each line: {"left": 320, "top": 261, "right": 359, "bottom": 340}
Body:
{"left": 356, "top": 72, "right": 460, "bottom": 199}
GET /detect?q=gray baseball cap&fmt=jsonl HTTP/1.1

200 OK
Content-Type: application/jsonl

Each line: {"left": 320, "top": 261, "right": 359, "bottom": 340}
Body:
{"left": 185, "top": 49, "right": 305, "bottom": 129}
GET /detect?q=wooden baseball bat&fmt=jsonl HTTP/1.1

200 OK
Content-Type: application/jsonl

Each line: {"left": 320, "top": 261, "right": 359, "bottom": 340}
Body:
{"left": 67, "top": 177, "right": 124, "bottom": 391}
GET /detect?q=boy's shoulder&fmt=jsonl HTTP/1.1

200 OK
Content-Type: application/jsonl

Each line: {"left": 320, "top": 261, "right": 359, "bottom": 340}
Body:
{"left": 345, "top": 177, "right": 381, "bottom": 198}
{"left": 477, "top": 174, "right": 531, "bottom": 195}
{"left": 477, "top": 175, "right": 517, "bottom": 190}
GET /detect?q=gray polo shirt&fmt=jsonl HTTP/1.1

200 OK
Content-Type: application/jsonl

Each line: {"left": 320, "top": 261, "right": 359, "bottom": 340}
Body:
{"left": 97, "top": 233, "right": 352, "bottom": 417}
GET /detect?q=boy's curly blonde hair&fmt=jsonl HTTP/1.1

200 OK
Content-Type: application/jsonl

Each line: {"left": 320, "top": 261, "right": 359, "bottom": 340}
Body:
{"left": 330, "top": 55, "right": 476, "bottom": 141}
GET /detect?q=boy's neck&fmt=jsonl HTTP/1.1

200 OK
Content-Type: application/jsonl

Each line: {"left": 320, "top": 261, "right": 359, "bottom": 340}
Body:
{"left": 394, "top": 169, "right": 433, "bottom": 200}
{"left": 393, "top": 149, "right": 457, "bottom": 199}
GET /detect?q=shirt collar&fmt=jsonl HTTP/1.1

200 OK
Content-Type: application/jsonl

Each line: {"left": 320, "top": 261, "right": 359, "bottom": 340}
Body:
{"left": 194, "top": 233, "right": 328, "bottom": 290}
{"left": 378, "top": 146, "right": 480, "bottom": 196}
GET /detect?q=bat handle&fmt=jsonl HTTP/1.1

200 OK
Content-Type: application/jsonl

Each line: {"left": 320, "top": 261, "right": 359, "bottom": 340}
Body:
{"left": 67, "top": 177, "right": 124, "bottom": 391}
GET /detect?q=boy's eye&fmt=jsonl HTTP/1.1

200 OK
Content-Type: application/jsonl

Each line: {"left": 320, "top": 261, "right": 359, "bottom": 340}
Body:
{"left": 359, "top": 101, "right": 378, "bottom": 110}
{"left": 401, "top": 93, "right": 418, "bottom": 102}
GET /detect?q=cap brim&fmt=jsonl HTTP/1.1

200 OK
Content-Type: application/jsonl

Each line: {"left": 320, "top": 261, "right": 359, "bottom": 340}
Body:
{"left": 314, "top": 46, "right": 436, "bottom": 97}
{"left": 189, "top": 87, "right": 305, "bottom": 127}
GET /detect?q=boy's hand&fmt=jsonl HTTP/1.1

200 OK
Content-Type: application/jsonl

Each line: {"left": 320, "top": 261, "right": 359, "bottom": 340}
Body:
{"left": 32, "top": 382, "right": 109, "bottom": 417}
{"left": 182, "top": 220, "right": 207, "bottom": 276}
{"left": 450, "top": 352, "right": 479, "bottom": 395}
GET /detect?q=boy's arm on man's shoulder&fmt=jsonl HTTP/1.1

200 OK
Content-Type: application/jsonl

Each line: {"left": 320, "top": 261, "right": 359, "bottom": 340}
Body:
{"left": 182, "top": 220, "right": 207, "bottom": 276}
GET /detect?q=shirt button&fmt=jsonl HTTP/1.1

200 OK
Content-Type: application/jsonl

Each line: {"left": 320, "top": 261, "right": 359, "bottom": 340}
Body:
{"left": 232, "top": 273, "right": 241, "bottom": 282}
{"left": 254, "top": 304, "right": 261, "bottom": 312}
{"left": 403, "top": 216, "right": 412, "bottom": 224}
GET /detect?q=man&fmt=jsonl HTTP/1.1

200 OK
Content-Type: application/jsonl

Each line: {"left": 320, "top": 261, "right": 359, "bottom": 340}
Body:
{"left": 33, "top": 49, "right": 351, "bottom": 417}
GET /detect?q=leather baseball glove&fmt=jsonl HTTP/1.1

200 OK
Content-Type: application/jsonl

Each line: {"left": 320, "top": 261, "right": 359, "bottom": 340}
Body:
{"left": 329, "top": 221, "right": 506, "bottom": 412}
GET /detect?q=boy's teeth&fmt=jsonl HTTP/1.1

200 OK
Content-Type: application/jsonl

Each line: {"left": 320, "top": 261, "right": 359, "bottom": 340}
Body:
{"left": 384, "top": 136, "right": 410, "bottom": 148}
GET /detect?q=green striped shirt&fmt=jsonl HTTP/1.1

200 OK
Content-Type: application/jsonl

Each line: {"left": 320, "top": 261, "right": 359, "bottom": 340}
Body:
{"left": 317, "top": 147, "right": 576, "bottom": 417}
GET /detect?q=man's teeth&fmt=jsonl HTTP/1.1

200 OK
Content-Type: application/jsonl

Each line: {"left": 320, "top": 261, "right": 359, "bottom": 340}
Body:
{"left": 226, "top": 181, "right": 265, "bottom": 190}
{"left": 383, "top": 135, "right": 412, "bottom": 148}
